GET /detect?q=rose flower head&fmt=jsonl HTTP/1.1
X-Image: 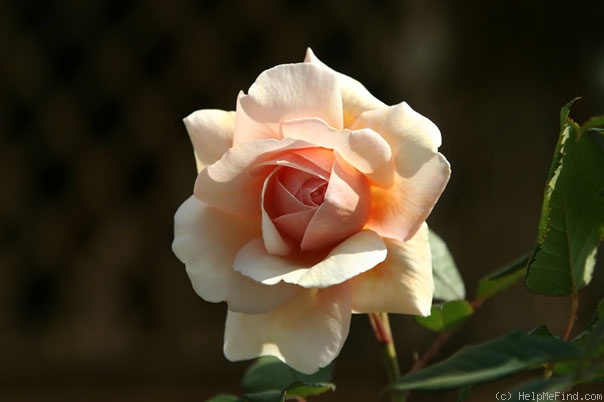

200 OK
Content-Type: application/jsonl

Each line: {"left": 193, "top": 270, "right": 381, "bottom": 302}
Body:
{"left": 172, "top": 49, "right": 450, "bottom": 374}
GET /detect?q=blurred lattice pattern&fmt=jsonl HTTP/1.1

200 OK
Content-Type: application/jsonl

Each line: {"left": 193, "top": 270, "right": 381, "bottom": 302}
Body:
{"left": 1, "top": 0, "right": 603, "bottom": 401}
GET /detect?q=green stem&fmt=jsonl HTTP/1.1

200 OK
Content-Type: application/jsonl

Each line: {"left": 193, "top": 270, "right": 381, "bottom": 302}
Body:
{"left": 369, "top": 312, "right": 405, "bottom": 402}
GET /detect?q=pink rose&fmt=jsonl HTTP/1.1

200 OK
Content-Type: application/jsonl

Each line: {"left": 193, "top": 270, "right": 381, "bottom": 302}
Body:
{"left": 173, "top": 49, "right": 450, "bottom": 374}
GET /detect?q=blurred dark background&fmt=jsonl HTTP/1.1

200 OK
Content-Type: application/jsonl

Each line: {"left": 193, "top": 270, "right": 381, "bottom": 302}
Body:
{"left": 1, "top": 0, "right": 603, "bottom": 401}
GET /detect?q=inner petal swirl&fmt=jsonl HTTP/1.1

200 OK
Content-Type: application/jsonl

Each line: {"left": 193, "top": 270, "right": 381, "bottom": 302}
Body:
{"left": 261, "top": 147, "right": 372, "bottom": 253}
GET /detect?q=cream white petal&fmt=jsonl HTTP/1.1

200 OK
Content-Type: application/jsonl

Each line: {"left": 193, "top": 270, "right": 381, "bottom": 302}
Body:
{"left": 351, "top": 101, "right": 443, "bottom": 173}
{"left": 183, "top": 109, "right": 235, "bottom": 173}
{"left": 224, "top": 284, "right": 351, "bottom": 374}
{"left": 304, "top": 48, "right": 386, "bottom": 127}
{"left": 233, "top": 62, "right": 343, "bottom": 145}
{"left": 173, "top": 196, "right": 297, "bottom": 313}
{"left": 234, "top": 230, "right": 387, "bottom": 288}
{"left": 349, "top": 223, "right": 434, "bottom": 316}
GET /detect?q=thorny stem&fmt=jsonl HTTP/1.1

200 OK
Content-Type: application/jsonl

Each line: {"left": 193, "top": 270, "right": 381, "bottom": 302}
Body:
{"left": 369, "top": 312, "right": 405, "bottom": 402}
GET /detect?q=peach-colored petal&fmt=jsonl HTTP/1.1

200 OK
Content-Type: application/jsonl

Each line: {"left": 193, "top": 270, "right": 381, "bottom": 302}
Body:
{"left": 351, "top": 101, "right": 450, "bottom": 241}
{"left": 233, "top": 63, "right": 343, "bottom": 145}
{"left": 261, "top": 169, "right": 296, "bottom": 256}
{"left": 268, "top": 171, "right": 315, "bottom": 216}
{"left": 253, "top": 149, "right": 331, "bottom": 181}
{"left": 184, "top": 109, "right": 236, "bottom": 173}
{"left": 304, "top": 48, "right": 386, "bottom": 127}
{"left": 234, "top": 230, "right": 387, "bottom": 288}
{"left": 302, "top": 154, "right": 371, "bottom": 250}
{"left": 276, "top": 168, "right": 322, "bottom": 200}
{"left": 224, "top": 284, "right": 351, "bottom": 374}
{"left": 349, "top": 223, "right": 433, "bottom": 316}
{"left": 173, "top": 196, "right": 297, "bottom": 313}
{"left": 366, "top": 153, "right": 450, "bottom": 242}
{"left": 281, "top": 118, "right": 394, "bottom": 188}
{"left": 272, "top": 209, "right": 316, "bottom": 242}
{"left": 195, "top": 138, "right": 315, "bottom": 216}
{"left": 291, "top": 148, "right": 335, "bottom": 173}
{"left": 351, "top": 102, "right": 443, "bottom": 175}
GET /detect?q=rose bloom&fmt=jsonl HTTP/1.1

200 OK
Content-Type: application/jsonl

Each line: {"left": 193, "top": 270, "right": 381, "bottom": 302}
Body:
{"left": 173, "top": 49, "right": 450, "bottom": 374}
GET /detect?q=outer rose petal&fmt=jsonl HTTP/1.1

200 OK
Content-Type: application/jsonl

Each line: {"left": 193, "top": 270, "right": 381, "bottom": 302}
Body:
{"left": 184, "top": 109, "right": 235, "bottom": 173}
{"left": 352, "top": 102, "right": 450, "bottom": 241}
{"left": 349, "top": 223, "right": 433, "bottom": 316}
{"left": 224, "top": 284, "right": 351, "bottom": 374}
{"left": 172, "top": 196, "right": 297, "bottom": 313}
{"left": 234, "top": 230, "right": 387, "bottom": 288}
{"left": 366, "top": 153, "right": 450, "bottom": 242}
{"left": 304, "top": 48, "right": 386, "bottom": 127}
{"left": 351, "top": 102, "right": 443, "bottom": 172}
{"left": 233, "top": 62, "right": 343, "bottom": 145}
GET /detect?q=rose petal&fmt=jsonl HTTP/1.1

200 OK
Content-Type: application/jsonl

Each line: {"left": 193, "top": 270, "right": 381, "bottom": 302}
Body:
{"left": 233, "top": 63, "right": 343, "bottom": 145}
{"left": 253, "top": 148, "right": 331, "bottom": 181}
{"left": 351, "top": 101, "right": 443, "bottom": 174}
{"left": 366, "top": 153, "right": 450, "bottom": 242}
{"left": 234, "top": 230, "right": 387, "bottom": 288}
{"left": 224, "top": 284, "right": 351, "bottom": 374}
{"left": 281, "top": 118, "right": 393, "bottom": 188}
{"left": 295, "top": 177, "right": 326, "bottom": 206}
{"left": 269, "top": 173, "right": 315, "bottom": 216}
{"left": 301, "top": 154, "right": 371, "bottom": 251}
{"left": 261, "top": 169, "right": 296, "bottom": 256}
{"left": 272, "top": 209, "right": 316, "bottom": 242}
{"left": 351, "top": 102, "right": 450, "bottom": 241}
{"left": 277, "top": 168, "right": 321, "bottom": 199}
{"left": 173, "top": 196, "right": 297, "bottom": 313}
{"left": 304, "top": 48, "right": 386, "bottom": 127}
{"left": 195, "top": 138, "right": 315, "bottom": 216}
{"left": 184, "top": 109, "right": 235, "bottom": 173}
{"left": 349, "top": 223, "right": 433, "bottom": 316}
{"left": 290, "top": 148, "right": 335, "bottom": 173}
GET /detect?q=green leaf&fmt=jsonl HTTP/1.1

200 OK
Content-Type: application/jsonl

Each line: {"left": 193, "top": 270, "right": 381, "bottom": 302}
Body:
{"left": 240, "top": 356, "right": 335, "bottom": 401}
{"left": 476, "top": 254, "right": 529, "bottom": 300}
{"left": 429, "top": 229, "right": 465, "bottom": 301}
{"left": 283, "top": 382, "right": 336, "bottom": 399}
{"left": 242, "top": 356, "right": 333, "bottom": 394}
{"left": 527, "top": 324, "right": 554, "bottom": 338}
{"left": 207, "top": 395, "right": 242, "bottom": 402}
{"left": 391, "top": 330, "right": 580, "bottom": 391}
{"left": 525, "top": 103, "right": 604, "bottom": 296}
{"left": 414, "top": 300, "right": 473, "bottom": 332}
